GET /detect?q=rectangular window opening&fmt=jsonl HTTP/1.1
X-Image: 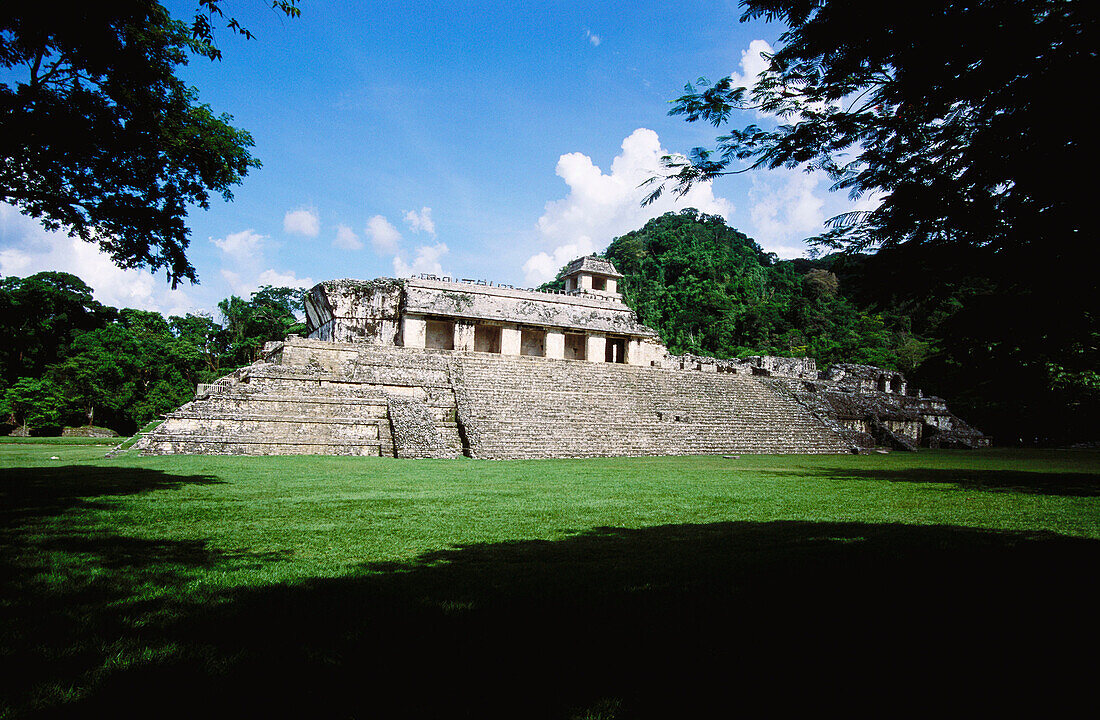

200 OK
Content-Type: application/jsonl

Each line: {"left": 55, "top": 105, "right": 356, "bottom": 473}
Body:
{"left": 605, "top": 337, "right": 626, "bottom": 363}
{"left": 565, "top": 333, "right": 586, "bottom": 361}
{"left": 520, "top": 328, "right": 546, "bottom": 357}
{"left": 474, "top": 325, "right": 501, "bottom": 353}
{"left": 425, "top": 319, "right": 455, "bottom": 350}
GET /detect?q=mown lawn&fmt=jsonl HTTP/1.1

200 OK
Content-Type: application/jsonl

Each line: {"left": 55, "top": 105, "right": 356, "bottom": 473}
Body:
{"left": 2, "top": 445, "right": 1098, "bottom": 717}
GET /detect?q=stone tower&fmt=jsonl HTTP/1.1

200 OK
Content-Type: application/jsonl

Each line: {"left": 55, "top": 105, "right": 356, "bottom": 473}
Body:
{"left": 561, "top": 256, "right": 623, "bottom": 300}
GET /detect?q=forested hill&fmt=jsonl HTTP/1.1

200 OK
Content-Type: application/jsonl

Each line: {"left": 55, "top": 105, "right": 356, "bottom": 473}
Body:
{"left": 542, "top": 209, "right": 1099, "bottom": 445}
{"left": 545, "top": 209, "right": 926, "bottom": 372}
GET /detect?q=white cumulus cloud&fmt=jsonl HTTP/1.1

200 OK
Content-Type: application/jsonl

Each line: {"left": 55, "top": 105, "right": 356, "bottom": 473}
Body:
{"left": 333, "top": 224, "right": 362, "bottom": 250}
{"left": 523, "top": 128, "right": 734, "bottom": 285}
{"left": 365, "top": 215, "right": 402, "bottom": 254}
{"left": 220, "top": 268, "right": 314, "bottom": 297}
{"left": 212, "top": 228, "right": 310, "bottom": 299}
{"left": 403, "top": 207, "right": 436, "bottom": 238}
{"left": 748, "top": 169, "right": 827, "bottom": 258}
{"left": 730, "top": 39, "right": 773, "bottom": 99}
{"left": 585, "top": 29, "right": 601, "bottom": 46}
{"left": 393, "top": 242, "right": 449, "bottom": 278}
{"left": 522, "top": 239, "right": 597, "bottom": 289}
{"left": 283, "top": 207, "right": 320, "bottom": 237}
{"left": 0, "top": 203, "right": 201, "bottom": 316}
{"left": 258, "top": 268, "right": 313, "bottom": 289}
{"left": 212, "top": 229, "right": 266, "bottom": 262}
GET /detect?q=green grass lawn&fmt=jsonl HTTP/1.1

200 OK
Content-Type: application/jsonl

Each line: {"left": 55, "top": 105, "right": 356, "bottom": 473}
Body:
{"left": 0, "top": 436, "right": 118, "bottom": 446}
{"left": 2, "top": 445, "right": 1098, "bottom": 717}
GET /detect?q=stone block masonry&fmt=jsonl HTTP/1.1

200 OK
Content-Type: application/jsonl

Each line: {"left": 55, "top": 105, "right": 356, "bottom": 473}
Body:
{"left": 387, "top": 396, "right": 459, "bottom": 459}
{"left": 452, "top": 353, "right": 847, "bottom": 458}
{"left": 133, "top": 337, "right": 851, "bottom": 457}
{"left": 304, "top": 276, "right": 668, "bottom": 368}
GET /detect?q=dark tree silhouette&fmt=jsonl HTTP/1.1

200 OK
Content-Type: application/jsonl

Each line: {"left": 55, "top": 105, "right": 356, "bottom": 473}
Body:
{"left": 0, "top": 2, "right": 300, "bottom": 287}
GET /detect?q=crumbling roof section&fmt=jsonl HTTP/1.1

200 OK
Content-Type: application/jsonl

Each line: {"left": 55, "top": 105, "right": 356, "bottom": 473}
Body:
{"left": 562, "top": 255, "right": 623, "bottom": 279}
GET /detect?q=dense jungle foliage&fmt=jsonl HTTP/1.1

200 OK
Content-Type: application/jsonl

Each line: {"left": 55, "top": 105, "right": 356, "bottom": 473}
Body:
{"left": 543, "top": 209, "right": 923, "bottom": 369}
{"left": 544, "top": 209, "right": 1099, "bottom": 445}
{"left": 0, "top": 272, "right": 305, "bottom": 435}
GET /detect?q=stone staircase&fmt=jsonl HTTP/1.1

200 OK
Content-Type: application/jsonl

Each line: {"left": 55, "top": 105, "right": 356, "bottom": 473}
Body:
{"left": 133, "top": 342, "right": 463, "bottom": 456}
{"left": 452, "top": 355, "right": 849, "bottom": 458}
{"left": 134, "top": 338, "right": 849, "bottom": 457}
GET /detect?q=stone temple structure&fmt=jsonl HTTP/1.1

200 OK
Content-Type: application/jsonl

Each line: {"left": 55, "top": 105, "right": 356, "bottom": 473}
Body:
{"left": 133, "top": 257, "right": 988, "bottom": 457}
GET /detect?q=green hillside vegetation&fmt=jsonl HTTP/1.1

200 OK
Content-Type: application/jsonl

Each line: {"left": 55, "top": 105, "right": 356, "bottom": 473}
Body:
{"left": 543, "top": 209, "right": 921, "bottom": 369}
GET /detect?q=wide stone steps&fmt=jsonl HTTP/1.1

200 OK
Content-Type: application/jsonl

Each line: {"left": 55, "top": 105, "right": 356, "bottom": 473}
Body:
{"left": 138, "top": 359, "right": 458, "bottom": 456}
{"left": 139, "top": 436, "right": 385, "bottom": 456}
{"left": 247, "top": 365, "right": 452, "bottom": 390}
{"left": 153, "top": 414, "right": 382, "bottom": 440}
{"left": 137, "top": 342, "right": 849, "bottom": 457}
{"left": 177, "top": 396, "right": 454, "bottom": 423}
{"left": 452, "top": 354, "right": 848, "bottom": 458}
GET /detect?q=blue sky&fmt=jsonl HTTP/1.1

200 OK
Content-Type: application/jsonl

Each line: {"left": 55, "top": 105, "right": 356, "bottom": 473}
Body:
{"left": 0, "top": 1, "right": 874, "bottom": 317}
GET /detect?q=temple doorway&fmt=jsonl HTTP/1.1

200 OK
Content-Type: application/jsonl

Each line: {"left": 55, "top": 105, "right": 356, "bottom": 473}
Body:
{"left": 565, "top": 333, "right": 586, "bottom": 360}
{"left": 605, "top": 337, "right": 626, "bottom": 363}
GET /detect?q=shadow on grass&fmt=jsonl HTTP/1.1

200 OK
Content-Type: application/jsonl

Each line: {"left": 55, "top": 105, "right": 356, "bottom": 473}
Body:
{"left": 4, "top": 519, "right": 1097, "bottom": 718}
{"left": 0, "top": 466, "right": 244, "bottom": 718}
{"left": 0, "top": 465, "right": 224, "bottom": 518}
{"left": 0, "top": 464, "right": 225, "bottom": 511}
{"left": 767, "top": 466, "right": 1100, "bottom": 497}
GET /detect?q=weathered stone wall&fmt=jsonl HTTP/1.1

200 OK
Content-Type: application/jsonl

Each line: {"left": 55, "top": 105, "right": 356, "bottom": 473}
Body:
{"left": 62, "top": 426, "right": 119, "bottom": 438}
{"left": 741, "top": 356, "right": 818, "bottom": 378}
{"left": 305, "top": 278, "right": 404, "bottom": 344}
{"left": 387, "top": 397, "right": 457, "bottom": 459}
{"left": 822, "top": 363, "right": 907, "bottom": 395}
{"left": 403, "top": 279, "right": 659, "bottom": 338}
{"left": 767, "top": 374, "right": 989, "bottom": 450}
{"left": 306, "top": 278, "right": 661, "bottom": 343}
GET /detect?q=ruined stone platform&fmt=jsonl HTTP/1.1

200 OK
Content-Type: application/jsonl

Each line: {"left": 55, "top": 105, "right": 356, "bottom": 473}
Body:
{"left": 133, "top": 337, "right": 854, "bottom": 458}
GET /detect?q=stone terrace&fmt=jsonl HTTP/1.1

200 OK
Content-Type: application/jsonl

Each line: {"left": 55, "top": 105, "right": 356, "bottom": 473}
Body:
{"left": 454, "top": 354, "right": 848, "bottom": 458}
{"left": 134, "top": 337, "right": 850, "bottom": 457}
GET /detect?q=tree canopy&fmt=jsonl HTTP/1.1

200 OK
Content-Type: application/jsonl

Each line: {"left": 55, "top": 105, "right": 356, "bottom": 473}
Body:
{"left": 0, "top": 272, "right": 114, "bottom": 384}
{"left": 0, "top": 2, "right": 300, "bottom": 287}
{"left": 643, "top": 0, "right": 1098, "bottom": 444}
{"left": 0, "top": 272, "right": 306, "bottom": 434}
{"left": 647, "top": 0, "right": 1092, "bottom": 272}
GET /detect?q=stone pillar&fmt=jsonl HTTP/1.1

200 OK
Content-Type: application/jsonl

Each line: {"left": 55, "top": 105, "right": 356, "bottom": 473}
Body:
{"left": 545, "top": 329, "right": 565, "bottom": 360}
{"left": 402, "top": 315, "right": 426, "bottom": 348}
{"left": 606, "top": 278, "right": 617, "bottom": 295}
{"left": 586, "top": 333, "right": 606, "bottom": 362}
{"left": 501, "top": 325, "right": 521, "bottom": 356}
{"left": 579, "top": 274, "right": 593, "bottom": 291}
{"left": 626, "top": 338, "right": 642, "bottom": 366}
{"left": 453, "top": 321, "right": 476, "bottom": 352}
